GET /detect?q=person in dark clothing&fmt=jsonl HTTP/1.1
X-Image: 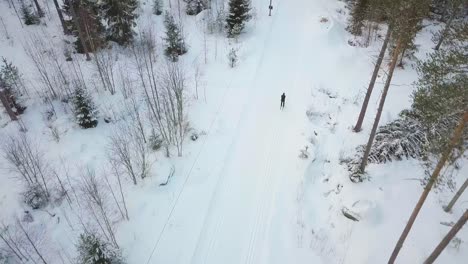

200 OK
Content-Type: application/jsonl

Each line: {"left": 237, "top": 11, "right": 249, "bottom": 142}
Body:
{"left": 280, "top": 92, "right": 286, "bottom": 110}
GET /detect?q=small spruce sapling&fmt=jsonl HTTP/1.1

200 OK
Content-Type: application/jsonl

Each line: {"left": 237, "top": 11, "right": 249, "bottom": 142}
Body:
{"left": 76, "top": 233, "right": 123, "bottom": 264}
{"left": 20, "top": 1, "right": 40, "bottom": 25}
{"left": 72, "top": 85, "right": 98, "bottom": 129}
{"left": 101, "top": 0, "right": 138, "bottom": 46}
{"left": 163, "top": 12, "right": 188, "bottom": 62}
{"left": 0, "top": 58, "right": 26, "bottom": 115}
{"left": 226, "top": 0, "right": 251, "bottom": 37}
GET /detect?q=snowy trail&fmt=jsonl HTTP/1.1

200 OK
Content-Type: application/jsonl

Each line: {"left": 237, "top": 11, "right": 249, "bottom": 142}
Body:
{"left": 189, "top": 1, "right": 330, "bottom": 263}
{"left": 145, "top": 0, "right": 337, "bottom": 263}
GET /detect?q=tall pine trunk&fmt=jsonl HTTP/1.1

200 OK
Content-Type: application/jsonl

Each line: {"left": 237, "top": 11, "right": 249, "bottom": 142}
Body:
{"left": 0, "top": 89, "right": 18, "bottom": 121}
{"left": 444, "top": 177, "right": 468, "bottom": 212}
{"left": 434, "top": 12, "right": 455, "bottom": 51}
{"left": 69, "top": 2, "right": 91, "bottom": 61}
{"left": 354, "top": 27, "right": 392, "bottom": 132}
{"left": 53, "top": 0, "right": 68, "bottom": 34}
{"left": 424, "top": 210, "right": 468, "bottom": 264}
{"left": 359, "top": 38, "right": 401, "bottom": 173}
{"left": 32, "top": 0, "right": 44, "bottom": 17}
{"left": 388, "top": 111, "right": 468, "bottom": 264}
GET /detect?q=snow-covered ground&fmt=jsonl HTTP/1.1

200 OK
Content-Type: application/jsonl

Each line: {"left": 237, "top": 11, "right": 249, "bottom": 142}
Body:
{"left": 0, "top": 0, "right": 467, "bottom": 263}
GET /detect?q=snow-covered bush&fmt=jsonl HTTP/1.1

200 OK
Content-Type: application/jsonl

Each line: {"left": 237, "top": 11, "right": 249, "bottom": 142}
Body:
{"left": 184, "top": 0, "right": 206, "bottom": 16}
{"left": 153, "top": 0, "right": 163, "bottom": 15}
{"left": 228, "top": 47, "right": 238, "bottom": 68}
{"left": 191, "top": 132, "right": 199, "bottom": 141}
{"left": 71, "top": 84, "right": 98, "bottom": 129}
{"left": 0, "top": 252, "right": 12, "bottom": 264}
{"left": 23, "top": 184, "right": 49, "bottom": 209}
{"left": 76, "top": 233, "right": 123, "bottom": 264}
{"left": 366, "top": 115, "right": 427, "bottom": 163}
{"left": 20, "top": 1, "right": 40, "bottom": 25}
{"left": 346, "top": 113, "right": 428, "bottom": 182}
{"left": 2, "top": 134, "right": 52, "bottom": 202}
{"left": 299, "top": 146, "right": 310, "bottom": 159}
{"left": 149, "top": 133, "right": 163, "bottom": 151}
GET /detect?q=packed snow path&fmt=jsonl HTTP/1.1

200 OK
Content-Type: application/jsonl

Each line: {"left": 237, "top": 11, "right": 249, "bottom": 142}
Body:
{"left": 145, "top": 0, "right": 343, "bottom": 263}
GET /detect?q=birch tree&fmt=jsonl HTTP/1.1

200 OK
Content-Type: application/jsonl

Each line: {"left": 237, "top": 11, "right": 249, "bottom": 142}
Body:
{"left": 80, "top": 169, "right": 119, "bottom": 248}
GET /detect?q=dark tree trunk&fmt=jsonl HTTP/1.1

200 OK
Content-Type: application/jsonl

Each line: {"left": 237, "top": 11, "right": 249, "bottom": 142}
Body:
{"left": 424, "top": 210, "right": 468, "bottom": 264}
{"left": 69, "top": 2, "right": 91, "bottom": 61}
{"left": 32, "top": 0, "right": 44, "bottom": 17}
{"left": 354, "top": 27, "right": 392, "bottom": 132}
{"left": 359, "top": 38, "right": 401, "bottom": 173}
{"left": 398, "top": 48, "right": 406, "bottom": 67}
{"left": 388, "top": 111, "right": 468, "bottom": 264}
{"left": 53, "top": 0, "right": 69, "bottom": 34}
{"left": 0, "top": 89, "right": 18, "bottom": 121}
{"left": 444, "top": 177, "right": 468, "bottom": 212}
{"left": 435, "top": 12, "right": 455, "bottom": 51}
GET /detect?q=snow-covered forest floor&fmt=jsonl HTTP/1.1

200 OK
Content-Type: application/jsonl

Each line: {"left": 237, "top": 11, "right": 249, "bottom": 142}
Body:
{"left": 0, "top": 0, "right": 467, "bottom": 263}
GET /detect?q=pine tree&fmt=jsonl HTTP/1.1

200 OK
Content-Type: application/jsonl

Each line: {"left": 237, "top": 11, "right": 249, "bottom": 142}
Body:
{"left": 226, "top": 0, "right": 251, "bottom": 37}
{"left": 347, "top": 0, "right": 369, "bottom": 36}
{"left": 53, "top": 0, "right": 69, "bottom": 34}
{"left": 184, "top": 0, "right": 206, "bottom": 16}
{"left": 63, "top": 0, "right": 106, "bottom": 54}
{"left": 72, "top": 85, "right": 98, "bottom": 129}
{"left": 163, "top": 12, "right": 187, "bottom": 62}
{"left": 76, "top": 233, "right": 123, "bottom": 264}
{"left": 0, "top": 58, "right": 26, "bottom": 116}
{"left": 101, "top": 0, "right": 138, "bottom": 46}
{"left": 389, "top": 0, "right": 430, "bottom": 65}
{"left": 411, "top": 23, "right": 467, "bottom": 158}
{"left": 357, "top": 0, "right": 431, "bottom": 175}
{"left": 353, "top": 0, "right": 430, "bottom": 132}
{"left": 388, "top": 111, "right": 468, "bottom": 263}
{"left": 20, "top": 0, "right": 40, "bottom": 25}
{"left": 153, "top": 0, "right": 163, "bottom": 15}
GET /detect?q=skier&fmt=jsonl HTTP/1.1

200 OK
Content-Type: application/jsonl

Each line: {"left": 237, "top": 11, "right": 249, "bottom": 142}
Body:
{"left": 280, "top": 92, "right": 286, "bottom": 110}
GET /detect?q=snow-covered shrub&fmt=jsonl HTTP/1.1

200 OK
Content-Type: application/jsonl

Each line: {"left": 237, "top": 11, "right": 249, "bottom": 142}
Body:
{"left": 228, "top": 47, "right": 238, "bottom": 68}
{"left": 0, "top": 251, "right": 12, "bottom": 264}
{"left": 23, "top": 184, "right": 49, "bottom": 209}
{"left": 191, "top": 132, "right": 199, "bottom": 141}
{"left": 153, "top": 0, "right": 163, "bottom": 15}
{"left": 299, "top": 146, "right": 310, "bottom": 159}
{"left": 149, "top": 133, "right": 163, "bottom": 151}
{"left": 47, "top": 124, "right": 61, "bottom": 142}
{"left": 184, "top": 0, "right": 206, "bottom": 16}
{"left": 346, "top": 113, "right": 428, "bottom": 182}
{"left": 22, "top": 211, "right": 34, "bottom": 223}
{"left": 71, "top": 84, "right": 98, "bottom": 129}
{"left": 76, "top": 233, "right": 123, "bottom": 264}
{"left": 20, "top": 1, "right": 40, "bottom": 25}
{"left": 366, "top": 115, "right": 427, "bottom": 163}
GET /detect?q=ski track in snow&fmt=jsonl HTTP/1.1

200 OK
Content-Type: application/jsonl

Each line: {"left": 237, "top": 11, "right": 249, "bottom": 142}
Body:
{"left": 150, "top": 0, "right": 340, "bottom": 263}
